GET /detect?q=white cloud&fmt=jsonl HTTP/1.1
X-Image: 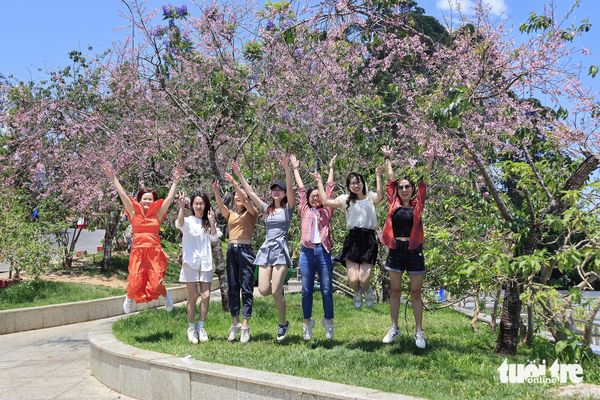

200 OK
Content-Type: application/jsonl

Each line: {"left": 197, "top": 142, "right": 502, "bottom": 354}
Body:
{"left": 436, "top": 0, "right": 507, "bottom": 17}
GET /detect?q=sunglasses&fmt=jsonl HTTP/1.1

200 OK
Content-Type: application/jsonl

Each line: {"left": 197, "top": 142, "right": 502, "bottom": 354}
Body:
{"left": 398, "top": 184, "right": 412, "bottom": 190}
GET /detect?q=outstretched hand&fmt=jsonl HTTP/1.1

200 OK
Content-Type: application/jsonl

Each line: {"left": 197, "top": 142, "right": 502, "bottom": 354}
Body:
{"left": 101, "top": 163, "right": 115, "bottom": 180}
{"left": 329, "top": 154, "right": 337, "bottom": 169}
{"left": 212, "top": 180, "right": 221, "bottom": 192}
{"left": 173, "top": 167, "right": 183, "bottom": 181}
{"left": 224, "top": 172, "right": 235, "bottom": 184}
{"left": 278, "top": 154, "right": 290, "bottom": 170}
{"left": 231, "top": 161, "right": 241, "bottom": 176}
{"left": 289, "top": 154, "right": 299, "bottom": 169}
{"left": 375, "top": 166, "right": 384, "bottom": 175}
{"left": 208, "top": 209, "right": 216, "bottom": 224}
{"left": 310, "top": 171, "right": 322, "bottom": 181}
{"left": 177, "top": 191, "right": 186, "bottom": 208}
{"left": 381, "top": 146, "right": 393, "bottom": 158}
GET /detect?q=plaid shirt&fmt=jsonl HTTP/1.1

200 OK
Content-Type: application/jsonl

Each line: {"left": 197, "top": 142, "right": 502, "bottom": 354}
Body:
{"left": 298, "top": 182, "right": 335, "bottom": 252}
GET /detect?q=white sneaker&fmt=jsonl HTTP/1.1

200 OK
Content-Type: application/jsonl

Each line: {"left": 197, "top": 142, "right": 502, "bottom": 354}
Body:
{"left": 240, "top": 326, "right": 251, "bottom": 344}
{"left": 382, "top": 326, "right": 400, "bottom": 344}
{"left": 353, "top": 290, "right": 363, "bottom": 309}
{"left": 414, "top": 330, "right": 426, "bottom": 349}
{"left": 364, "top": 287, "right": 375, "bottom": 308}
{"left": 276, "top": 321, "right": 290, "bottom": 342}
{"left": 228, "top": 323, "right": 242, "bottom": 342}
{"left": 187, "top": 327, "right": 199, "bottom": 344}
{"left": 123, "top": 297, "right": 134, "bottom": 314}
{"left": 164, "top": 292, "right": 173, "bottom": 312}
{"left": 303, "top": 319, "right": 315, "bottom": 341}
{"left": 198, "top": 328, "right": 209, "bottom": 342}
{"left": 323, "top": 319, "right": 335, "bottom": 340}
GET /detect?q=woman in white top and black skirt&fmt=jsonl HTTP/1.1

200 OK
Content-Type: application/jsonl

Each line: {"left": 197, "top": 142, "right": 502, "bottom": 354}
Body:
{"left": 313, "top": 167, "right": 384, "bottom": 308}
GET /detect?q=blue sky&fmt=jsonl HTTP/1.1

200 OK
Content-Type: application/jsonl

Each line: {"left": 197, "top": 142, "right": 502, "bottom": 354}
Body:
{"left": 1, "top": 0, "right": 598, "bottom": 92}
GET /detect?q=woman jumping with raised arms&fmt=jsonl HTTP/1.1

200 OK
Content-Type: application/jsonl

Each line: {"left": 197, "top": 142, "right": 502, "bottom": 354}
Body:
{"left": 233, "top": 156, "right": 295, "bottom": 342}
{"left": 176, "top": 192, "right": 222, "bottom": 344}
{"left": 212, "top": 176, "right": 258, "bottom": 344}
{"left": 101, "top": 163, "right": 182, "bottom": 314}
{"left": 380, "top": 145, "right": 430, "bottom": 349}
{"left": 313, "top": 166, "right": 384, "bottom": 309}
{"left": 290, "top": 154, "right": 337, "bottom": 340}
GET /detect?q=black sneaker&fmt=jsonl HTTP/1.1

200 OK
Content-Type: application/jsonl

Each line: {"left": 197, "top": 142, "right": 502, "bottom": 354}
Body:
{"left": 276, "top": 321, "right": 290, "bottom": 342}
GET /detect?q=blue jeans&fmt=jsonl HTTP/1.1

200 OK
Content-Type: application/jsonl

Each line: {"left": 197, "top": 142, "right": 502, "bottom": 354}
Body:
{"left": 299, "top": 245, "right": 334, "bottom": 320}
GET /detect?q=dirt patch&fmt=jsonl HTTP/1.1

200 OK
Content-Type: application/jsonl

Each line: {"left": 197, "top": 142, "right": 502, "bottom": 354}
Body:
{"left": 19, "top": 271, "right": 128, "bottom": 289}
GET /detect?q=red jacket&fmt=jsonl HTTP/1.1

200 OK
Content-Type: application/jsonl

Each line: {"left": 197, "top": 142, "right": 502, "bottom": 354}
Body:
{"left": 381, "top": 179, "right": 426, "bottom": 251}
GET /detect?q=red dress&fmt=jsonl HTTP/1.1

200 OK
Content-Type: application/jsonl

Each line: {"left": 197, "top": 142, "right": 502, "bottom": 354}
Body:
{"left": 125, "top": 197, "right": 168, "bottom": 303}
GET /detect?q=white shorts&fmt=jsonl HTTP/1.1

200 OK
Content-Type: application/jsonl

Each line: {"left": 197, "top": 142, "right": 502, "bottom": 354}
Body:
{"left": 179, "top": 263, "right": 213, "bottom": 283}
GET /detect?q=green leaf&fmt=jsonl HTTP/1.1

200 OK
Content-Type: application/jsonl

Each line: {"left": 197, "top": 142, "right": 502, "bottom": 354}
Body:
{"left": 589, "top": 65, "right": 599, "bottom": 78}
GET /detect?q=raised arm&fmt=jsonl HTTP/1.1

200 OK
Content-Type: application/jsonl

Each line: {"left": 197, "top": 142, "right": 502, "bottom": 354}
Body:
{"left": 224, "top": 172, "right": 258, "bottom": 216}
{"left": 102, "top": 163, "right": 134, "bottom": 217}
{"left": 211, "top": 180, "right": 230, "bottom": 219}
{"left": 207, "top": 209, "right": 221, "bottom": 239}
{"left": 381, "top": 146, "right": 394, "bottom": 181}
{"left": 232, "top": 161, "right": 264, "bottom": 209}
{"left": 326, "top": 154, "right": 337, "bottom": 183}
{"left": 373, "top": 166, "right": 385, "bottom": 205}
{"left": 290, "top": 154, "right": 304, "bottom": 189}
{"left": 176, "top": 191, "right": 186, "bottom": 229}
{"left": 158, "top": 167, "right": 183, "bottom": 221}
{"left": 280, "top": 155, "right": 295, "bottom": 209}
{"left": 310, "top": 172, "right": 342, "bottom": 209}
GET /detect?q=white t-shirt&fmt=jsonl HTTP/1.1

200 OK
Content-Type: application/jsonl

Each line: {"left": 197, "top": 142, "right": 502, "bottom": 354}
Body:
{"left": 176, "top": 216, "right": 223, "bottom": 271}
{"left": 335, "top": 192, "right": 378, "bottom": 230}
{"left": 310, "top": 211, "right": 321, "bottom": 244}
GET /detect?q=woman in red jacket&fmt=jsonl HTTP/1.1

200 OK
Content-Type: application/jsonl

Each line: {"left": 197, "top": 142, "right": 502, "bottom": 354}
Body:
{"left": 380, "top": 146, "right": 429, "bottom": 349}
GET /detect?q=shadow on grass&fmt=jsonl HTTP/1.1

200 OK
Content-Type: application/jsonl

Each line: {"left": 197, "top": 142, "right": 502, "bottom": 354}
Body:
{"left": 310, "top": 339, "right": 344, "bottom": 349}
{"left": 345, "top": 339, "right": 387, "bottom": 352}
{"left": 134, "top": 331, "right": 174, "bottom": 343}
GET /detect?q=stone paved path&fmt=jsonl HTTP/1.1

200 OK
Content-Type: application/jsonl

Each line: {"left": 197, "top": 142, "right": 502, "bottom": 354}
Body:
{"left": 0, "top": 315, "right": 135, "bottom": 400}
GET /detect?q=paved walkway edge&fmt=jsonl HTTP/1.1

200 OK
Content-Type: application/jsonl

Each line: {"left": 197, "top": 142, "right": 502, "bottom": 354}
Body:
{"left": 0, "top": 286, "right": 188, "bottom": 335}
{"left": 89, "top": 327, "right": 422, "bottom": 400}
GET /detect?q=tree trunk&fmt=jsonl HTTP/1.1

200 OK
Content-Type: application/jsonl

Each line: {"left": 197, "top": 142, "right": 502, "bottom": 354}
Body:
{"left": 583, "top": 297, "right": 600, "bottom": 347}
{"left": 526, "top": 303, "right": 534, "bottom": 346}
{"left": 490, "top": 284, "right": 502, "bottom": 332}
{"left": 63, "top": 225, "right": 84, "bottom": 269}
{"left": 101, "top": 212, "right": 122, "bottom": 274}
{"left": 206, "top": 138, "right": 230, "bottom": 312}
{"left": 496, "top": 279, "right": 522, "bottom": 355}
{"left": 471, "top": 290, "right": 480, "bottom": 332}
{"left": 211, "top": 241, "right": 229, "bottom": 312}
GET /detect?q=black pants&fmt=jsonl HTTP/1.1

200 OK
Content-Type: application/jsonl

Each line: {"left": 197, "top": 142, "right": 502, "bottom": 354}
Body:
{"left": 226, "top": 244, "right": 256, "bottom": 319}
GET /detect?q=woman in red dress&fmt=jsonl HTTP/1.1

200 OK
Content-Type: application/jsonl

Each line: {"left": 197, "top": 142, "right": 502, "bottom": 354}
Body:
{"left": 102, "top": 163, "right": 182, "bottom": 313}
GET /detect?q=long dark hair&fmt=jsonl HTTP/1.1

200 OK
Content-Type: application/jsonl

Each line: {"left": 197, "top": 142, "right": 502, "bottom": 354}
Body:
{"left": 136, "top": 188, "right": 158, "bottom": 202}
{"left": 190, "top": 192, "right": 211, "bottom": 229}
{"left": 345, "top": 172, "right": 366, "bottom": 210}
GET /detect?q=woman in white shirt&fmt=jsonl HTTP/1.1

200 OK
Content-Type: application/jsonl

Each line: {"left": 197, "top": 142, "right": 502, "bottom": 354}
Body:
{"left": 314, "top": 168, "right": 384, "bottom": 309}
{"left": 176, "top": 192, "right": 223, "bottom": 344}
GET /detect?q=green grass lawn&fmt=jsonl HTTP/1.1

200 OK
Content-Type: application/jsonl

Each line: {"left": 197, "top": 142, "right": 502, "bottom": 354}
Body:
{"left": 112, "top": 293, "right": 599, "bottom": 399}
{"left": 0, "top": 280, "right": 125, "bottom": 310}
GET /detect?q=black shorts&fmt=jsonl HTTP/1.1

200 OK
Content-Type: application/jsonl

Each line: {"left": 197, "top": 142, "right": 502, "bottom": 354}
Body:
{"left": 385, "top": 240, "right": 425, "bottom": 275}
{"left": 335, "top": 228, "right": 378, "bottom": 266}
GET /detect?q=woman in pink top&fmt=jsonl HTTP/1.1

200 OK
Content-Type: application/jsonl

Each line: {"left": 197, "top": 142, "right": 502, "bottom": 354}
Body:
{"left": 290, "top": 154, "right": 337, "bottom": 340}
